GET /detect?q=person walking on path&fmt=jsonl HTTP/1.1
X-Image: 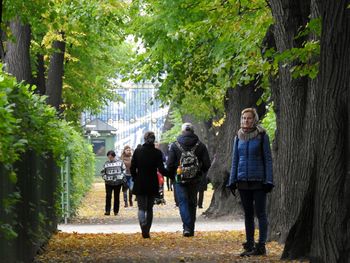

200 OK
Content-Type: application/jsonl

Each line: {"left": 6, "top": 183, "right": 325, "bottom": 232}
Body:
{"left": 121, "top": 145, "right": 133, "bottom": 207}
{"left": 130, "top": 131, "right": 168, "bottom": 238}
{"left": 101, "top": 150, "right": 126, "bottom": 216}
{"left": 227, "top": 108, "right": 274, "bottom": 257}
{"left": 167, "top": 123, "right": 211, "bottom": 237}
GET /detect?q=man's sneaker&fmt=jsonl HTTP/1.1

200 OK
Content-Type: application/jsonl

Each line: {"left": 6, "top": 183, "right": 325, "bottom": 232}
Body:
{"left": 104, "top": 211, "right": 110, "bottom": 216}
{"left": 248, "top": 243, "right": 266, "bottom": 256}
{"left": 240, "top": 242, "right": 254, "bottom": 257}
{"left": 114, "top": 212, "right": 118, "bottom": 216}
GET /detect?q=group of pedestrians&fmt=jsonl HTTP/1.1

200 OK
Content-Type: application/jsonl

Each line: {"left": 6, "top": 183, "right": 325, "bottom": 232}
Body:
{"left": 100, "top": 107, "right": 274, "bottom": 257}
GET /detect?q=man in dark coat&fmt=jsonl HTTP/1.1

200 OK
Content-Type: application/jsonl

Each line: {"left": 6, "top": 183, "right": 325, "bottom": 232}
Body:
{"left": 130, "top": 131, "right": 168, "bottom": 238}
{"left": 167, "top": 123, "right": 211, "bottom": 237}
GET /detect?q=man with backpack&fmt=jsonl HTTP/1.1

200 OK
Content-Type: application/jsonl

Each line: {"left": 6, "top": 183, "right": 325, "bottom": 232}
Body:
{"left": 167, "top": 123, "right": 211, "bottom": 237}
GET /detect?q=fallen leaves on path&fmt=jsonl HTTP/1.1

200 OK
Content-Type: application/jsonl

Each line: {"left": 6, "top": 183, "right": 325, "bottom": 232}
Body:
{"left": 35, "top": 231, "right": 293, "bottom": 263}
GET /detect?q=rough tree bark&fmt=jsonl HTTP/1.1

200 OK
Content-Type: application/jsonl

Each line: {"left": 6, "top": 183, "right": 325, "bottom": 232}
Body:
{"left": 268, "top": 0, "right": 350, "bottom": 261}
{"left": 46, "top": 32, "right": 66, "bottom": 110}
{"left": 5, "top": 17, "right": 32, "bottom": 83}
{"left": 286, "top": 1, "right": 350, "bottom": 261}
{"left": 205, "top": 84, "right": 265, "bottom": 217}
{"left": 267, "top": 0, "right": 315, "bottom": 246}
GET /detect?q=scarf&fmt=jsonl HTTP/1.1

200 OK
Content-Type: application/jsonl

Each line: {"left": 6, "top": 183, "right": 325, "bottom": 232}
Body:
{"left": 237, "top": 125, "right": 266, "bottom": 141}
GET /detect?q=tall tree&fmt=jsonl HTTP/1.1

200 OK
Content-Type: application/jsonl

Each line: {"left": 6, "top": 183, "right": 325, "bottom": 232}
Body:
{"left": 46, "top": 32, "right": 65, "bottom": 110}
{"left": 267, "top": 0, "right": 350, "bottom": 260}
{"left": 267, "top": 0, "right": 314, "bottom": 245}
{"left": 2, "top": 0, "right": 128, "bottom": 122}
{"left": 34, "top": 54, "right": 46, "bottom": 95}
{"left": 5, "top": 17, "right": 32, "bottom": 83}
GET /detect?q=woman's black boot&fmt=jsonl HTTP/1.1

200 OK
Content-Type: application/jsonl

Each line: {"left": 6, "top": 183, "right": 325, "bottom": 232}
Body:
{"left": 249, "top": 243, "right": 266, "bottom": 256}
{"left": 240, "top": 242, "right": 254, "bottom": 257}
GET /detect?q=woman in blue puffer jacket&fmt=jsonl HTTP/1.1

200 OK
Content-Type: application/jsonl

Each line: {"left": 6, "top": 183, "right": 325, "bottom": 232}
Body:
{"left": 227, "top": 107, "right": 274, "bottom": 257}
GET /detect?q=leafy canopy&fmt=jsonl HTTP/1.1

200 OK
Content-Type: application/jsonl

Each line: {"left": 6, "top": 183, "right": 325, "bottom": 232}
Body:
{"left": 125, "top": 0, "right": 272, "bottom": 120}
{"left": 3, "top": 0, "right": 131, "bottom": 123}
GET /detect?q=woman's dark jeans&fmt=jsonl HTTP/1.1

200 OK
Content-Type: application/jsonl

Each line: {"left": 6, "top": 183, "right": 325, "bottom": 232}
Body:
{"left": 136, "top": 195, "right": 155, "bottom": 234}
{"left": 239, "top": 189, "right": 268, "bottom": 245}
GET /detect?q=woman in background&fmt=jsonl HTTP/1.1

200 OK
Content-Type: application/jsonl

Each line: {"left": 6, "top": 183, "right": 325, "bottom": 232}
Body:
{"left": 121, "top": 145, "right": 133, "bottom": 207}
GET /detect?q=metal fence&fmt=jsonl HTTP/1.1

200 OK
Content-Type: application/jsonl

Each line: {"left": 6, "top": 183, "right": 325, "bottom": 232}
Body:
{"left": 82, "top": 87, "right": 169, "bottom": 153}
{"left": 0, "top": 152, "right": 59, "bottom": 263}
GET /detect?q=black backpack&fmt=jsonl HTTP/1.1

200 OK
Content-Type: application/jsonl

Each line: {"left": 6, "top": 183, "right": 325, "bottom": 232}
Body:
{"left": 175, "top": 141, "right": 200, "bottom": 180}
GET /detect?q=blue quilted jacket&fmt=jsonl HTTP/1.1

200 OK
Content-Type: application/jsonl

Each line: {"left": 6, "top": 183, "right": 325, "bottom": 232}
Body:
{"left": 228, "top": 132, "right": 273, "bottom": 186}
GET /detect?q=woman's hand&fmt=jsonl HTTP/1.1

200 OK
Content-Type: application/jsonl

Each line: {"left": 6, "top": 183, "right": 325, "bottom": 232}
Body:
{"left": 263, "top": 183, "right": 274, "bottom": 193}
{"left": 227, "top": 183, "right": 237, "bottom": 196}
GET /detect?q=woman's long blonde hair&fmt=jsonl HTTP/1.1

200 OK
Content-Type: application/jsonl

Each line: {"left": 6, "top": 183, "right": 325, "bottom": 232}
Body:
{"left": 121, "top": 145, "right": 132, "bottom": 159}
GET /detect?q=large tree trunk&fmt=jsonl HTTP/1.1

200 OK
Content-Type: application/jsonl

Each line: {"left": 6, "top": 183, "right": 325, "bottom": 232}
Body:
{"left": 284, "top": 1, "right": 350, "bottom": 261}
{"left": 267, "top": 0, "right": 315, "bottom": 244}
{"left": 204, "top": 84, "right": 265, "bottom": 217}
{"left": 4, "top": 17, "right": 32, "bottom": 83}
{"left": 46, "top": 32, "right": 66, "bottom": 110}
{"left": 269, "top": 0, "right": 350, "bottom": 261}
{"left": 35, "top": 53, "right": 46, "bottom": 95}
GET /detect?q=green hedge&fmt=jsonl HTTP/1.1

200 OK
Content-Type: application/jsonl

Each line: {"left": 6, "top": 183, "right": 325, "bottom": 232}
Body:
{"left": 66, "top": 132, "right": 95, "bottom": 215}
{"left": 0, "top": 67, "right": 94, "bottom": 261}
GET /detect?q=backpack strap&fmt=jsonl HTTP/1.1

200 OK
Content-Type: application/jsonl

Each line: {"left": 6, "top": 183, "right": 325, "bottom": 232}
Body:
{"left": 191, "top": 142, "right": 200, "bottom": 153}
{"left": 175, "top": 141, "right": 185, "bottom": 153}
{"left": 175, "top": 141, "right": 200, "bottom": 153}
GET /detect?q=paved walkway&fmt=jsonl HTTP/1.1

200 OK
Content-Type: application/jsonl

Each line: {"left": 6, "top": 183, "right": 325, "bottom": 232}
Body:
{"left": 58, "top": 220, "right": 245, "bottom": 234}
{"left": 62, "top": 180, "right": 244, "bottom": 234}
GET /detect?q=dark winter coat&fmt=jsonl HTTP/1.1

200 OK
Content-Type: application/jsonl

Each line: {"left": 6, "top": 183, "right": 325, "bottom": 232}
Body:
{"left": 228, "top": 132, "right": 273, "bottom": 186}
{"left": 166, "top": 132, "right": 211, "bottom": 182}
{"left": 130, "top": 143, "right": 168, "bottom": 196}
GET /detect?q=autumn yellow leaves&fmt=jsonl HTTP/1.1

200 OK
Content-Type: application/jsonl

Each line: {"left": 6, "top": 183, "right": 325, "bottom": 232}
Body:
{"left": 35, "top": 231, "right": 285, "bottom": 262}
{"left": 35, "top": 180, "right": 289, "bottom": 262}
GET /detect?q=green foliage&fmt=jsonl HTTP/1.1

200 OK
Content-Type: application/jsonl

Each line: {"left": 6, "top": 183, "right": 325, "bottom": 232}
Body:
{"left": 160, "top": 109, "right": 183, "bottom": 143}
{"left": 266, "top": 18, "right": 321, "bottom": 80}
{"left": 3, "top": 0, "right": 130, "bottom": 124}
{"left": 261, "top": 103, "right": 276, "bottom": 142}
{"left": 67, "top": 135, "right": 95, "bottom": 214}
{"left": 0, "top": 68, "right": 94, "bottom": 238}
{"left": 0, "top": 72, "right": 26, "bottom": 164}
{"left": 125, "top": 2, "right": 321, "bottom": 122}
{"left": 0, "top": 223, "right": 18, "bottom": 240}
{"left": 125, "top": 0, "right": 273, "bottom": 120}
